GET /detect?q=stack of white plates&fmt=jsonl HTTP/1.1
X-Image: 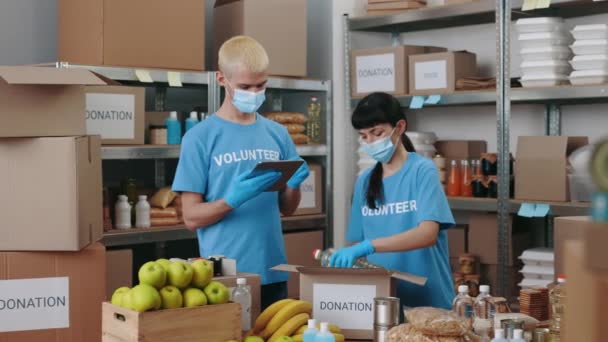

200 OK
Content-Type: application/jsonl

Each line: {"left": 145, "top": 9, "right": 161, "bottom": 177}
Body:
{"left": 569, "top": 24, "right": 608, "bottom": 85}
{"left": 516, "top": 17, "right": 573, "bottom": 87}
{"left": 518, "top": 248, "right": 555, "bottom": 288}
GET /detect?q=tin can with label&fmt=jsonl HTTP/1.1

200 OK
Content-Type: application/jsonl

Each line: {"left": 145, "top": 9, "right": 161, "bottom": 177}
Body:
{"left": 374, "top": 297, "right": 400, "bottom": 326}
{"left": 533, "top": 328, "right": 550, "bottom": 342}
{"left": 374, "top": 324, "right": 393, "bottom": 342}
{"left": 501, "top": 319, "right": 525, "bottom": 339}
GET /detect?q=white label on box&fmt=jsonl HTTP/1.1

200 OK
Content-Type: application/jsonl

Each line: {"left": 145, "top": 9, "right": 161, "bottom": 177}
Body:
{"left": 299, "top": 170, "right": 316, "bottom": 209}
{"left": 86, "top": 93, "right": 135, "bottom": 139}
{"left": 414, "top": 60, "right": 448, "bottom": 90}
{"left": 313, "top": 283, "right": 376, "bottom": 330}
{"left": 0, "top": 277, "right": 69, "bottom": 333}
{"left": 356, "top": 53, "right": 396, "bottom": 94}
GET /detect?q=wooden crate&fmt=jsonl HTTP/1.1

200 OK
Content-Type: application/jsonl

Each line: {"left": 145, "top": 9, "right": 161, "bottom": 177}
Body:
{"left": 102, "top": 302, "right": 241, "bottom": 342}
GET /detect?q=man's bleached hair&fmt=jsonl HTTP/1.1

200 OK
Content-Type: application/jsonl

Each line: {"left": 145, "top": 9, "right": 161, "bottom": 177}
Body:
{"left": 218, "top": 36, "right": 269, "bottom": 78}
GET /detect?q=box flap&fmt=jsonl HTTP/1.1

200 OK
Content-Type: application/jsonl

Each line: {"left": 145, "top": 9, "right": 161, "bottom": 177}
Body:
{"left": 566, "top": 136, "right": 590, "bottom": 155}
{"left": 271, "top": 264, "right": 302, "bottom": 273}
{"left": 0, "top": 66, "right": 107, "bottom": 85}
{"left": 214, "top": 0, "right": 239, "bottom": 7}
{"left": 391, "top": 271, "right": 427, "bottom": 286}
{"left": 296, "top": 266, "right": 393, "bottom": 277}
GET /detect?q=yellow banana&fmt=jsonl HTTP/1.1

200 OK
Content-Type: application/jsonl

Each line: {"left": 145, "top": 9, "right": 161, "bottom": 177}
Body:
{"left": 295, "top": 323, "right": 341, "bottom": 335}
{"left": 260, "top": 300, "right": 312, "bottom": 339}
{"left": 268, "top": 313, "right": 310, "bottom": 342}
{"left": 253, "top": 299, "right": 295, "bottom": 333}
{"left": 292, "top": 333, "right": 344, "bottom": 342}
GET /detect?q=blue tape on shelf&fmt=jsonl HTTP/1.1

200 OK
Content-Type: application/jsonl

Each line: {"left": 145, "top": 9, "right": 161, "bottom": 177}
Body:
{"left": 534, "top": 204, "right": 551, "bottom": 217}
{"left": 518, "top": 203, "right": 536, "bottom": 218}
{"left": 410, "top": 96, "right": 425, "bottom": 109}
{"left": 425, "top": 94, "right": 442, "bottom": 105}
{"left": 592, "top": 192, "right": 608, "bottom": 223}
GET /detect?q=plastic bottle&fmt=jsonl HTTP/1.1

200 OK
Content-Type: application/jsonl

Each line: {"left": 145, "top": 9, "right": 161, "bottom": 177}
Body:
{"left": 185, "top": 111, "right": 199, "bottom": 132}
{"left": 314, "top": 322, "right": 335, "bottom": 342}
{"left": 115, "top": 195, "right": 132, "bottom": 229}
{"left": 490, "top": 328, "right": 507, "bottom": 342}
{"left": 549, "top": 275, "right": 566, "bottom": 341}
{"left": 307, "top": 96, "right": 322, "bottom": 144}
{"left": 473, "top": 285, "right": 493, "bottom": 340}
{"left": 452, "top": 285, "right": 474, "bottom": 320}
{"left": 166, "top": 111, "right": 182, "bottom": 145}
{"left": 135, "top": 195, "right": 151, "bottom": 228}
{"left": 232, "top": 278, "right": 252, "bottom": 331}
{"left": 510, "top": 329, "right": 525, "bottom": 342}
{"left": 447, "top": 160, "right": 462, "bottom": 196}
{"left": 303, "top": 319, "right": 319, "bottom": 342}
{"left": 461, "top": 160, "right": 473, "bottom": 197}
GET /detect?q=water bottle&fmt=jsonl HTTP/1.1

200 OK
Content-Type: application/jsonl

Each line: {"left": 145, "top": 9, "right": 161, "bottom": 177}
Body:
{"left": 185, "top": 111, "right": 199, "bottom": 132}
{"left": 314, "top": 322, "right": 335, "bottom": 342}
{"left": 232, "top": 277, "right": 251, "bottom": 331}
{"left": 490, "top": 328, "right": 507, "bottom": 342}
{"left": 115, "top": 195, "right": 132, "bottom": 229}
{"left": 166, "top": 111, "right": 182, "bottom": 145}
{"left": 452, "top": 285, "right": 474, "bottom": 321}
{"left": 135, "top": 195, "right": 151, "bottom": 228}
{"left": 473, "top": 285, "right": 493, "bottom": 340}
{"left": 303, "top": 318, "right": 318, "bottom": 342}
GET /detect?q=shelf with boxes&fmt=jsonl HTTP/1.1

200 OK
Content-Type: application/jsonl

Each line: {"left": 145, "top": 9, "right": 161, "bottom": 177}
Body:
{"left": 448, "top": 197, "right": 591, "bottom": 216}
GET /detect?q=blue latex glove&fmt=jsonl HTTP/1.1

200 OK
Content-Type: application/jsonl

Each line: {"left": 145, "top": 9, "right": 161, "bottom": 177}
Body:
{"left": 329, "top": 240, "right": 376, "bottom": 268}
{"left": 287, "top": 160, "right": 310, "bottom": 189}
{"left": 224, "top": 169, "right": 282, "bottom": 208}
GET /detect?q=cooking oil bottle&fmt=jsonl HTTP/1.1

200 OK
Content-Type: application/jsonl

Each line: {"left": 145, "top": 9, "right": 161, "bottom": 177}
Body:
{"left": 307, "top": 96, "right": 322, "bottom": 144}
{"left": 549, "top": 275, "right": 566, "bottom": 341}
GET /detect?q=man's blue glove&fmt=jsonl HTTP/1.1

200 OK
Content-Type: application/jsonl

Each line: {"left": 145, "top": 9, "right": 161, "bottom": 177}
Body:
{"left": 287, "top": 159, "right": 310, "bottom": 189}
{"left": 224, "top": 169, "right": 282, "bottom": 208}
{"left": 329, "top": 240, "right": 375, "bottom": 268}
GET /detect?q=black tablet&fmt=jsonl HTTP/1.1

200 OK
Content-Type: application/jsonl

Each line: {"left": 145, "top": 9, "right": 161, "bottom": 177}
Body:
{"left": 249, "top": 160, "right": 304, "bottom": 192}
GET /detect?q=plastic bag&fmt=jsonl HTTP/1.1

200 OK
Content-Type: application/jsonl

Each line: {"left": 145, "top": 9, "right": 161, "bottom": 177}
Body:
{"left": 387, "top": 324, "right": 468, "bottom": 342}
{"left": 405, "top": 307, "right": 472, "bottom": 337}
{"left": 150, "top": 187, "right": 177, "bottom": 208}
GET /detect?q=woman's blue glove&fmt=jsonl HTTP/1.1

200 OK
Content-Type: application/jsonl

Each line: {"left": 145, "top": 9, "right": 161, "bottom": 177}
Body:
{"left": 329, "top": 240, "right": 376, "bottom": 268}
{"left": 224, "top": 169, "right": 282, "bottom": 208}
{"left": 287, "top": 160, "right": 310, "bottom": 189}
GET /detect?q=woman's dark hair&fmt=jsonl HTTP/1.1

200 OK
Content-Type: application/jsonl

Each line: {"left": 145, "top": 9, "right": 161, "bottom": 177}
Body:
{"left": 352, "top": 92, "right": 415, "bottom": 209}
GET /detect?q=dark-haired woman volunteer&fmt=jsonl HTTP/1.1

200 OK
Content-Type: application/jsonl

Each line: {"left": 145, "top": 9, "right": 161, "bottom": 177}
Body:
{"left": 330, "top": 92, "right": 455, "bottom": 309}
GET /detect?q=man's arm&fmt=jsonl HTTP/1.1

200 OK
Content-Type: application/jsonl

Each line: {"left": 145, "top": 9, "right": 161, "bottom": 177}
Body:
{"left": 181, "top": 192, "right": 233, "bottom": 230}
{"left": 279, "top": 188, "right": 301, "bottom": 216}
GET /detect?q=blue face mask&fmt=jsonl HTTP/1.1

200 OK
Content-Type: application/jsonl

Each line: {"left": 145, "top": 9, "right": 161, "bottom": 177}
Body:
{"left": 231, "top": 88, "right": 266, "bottom": 114}
{"left": 362, "top": 128, "right": 398, "bottom": 163}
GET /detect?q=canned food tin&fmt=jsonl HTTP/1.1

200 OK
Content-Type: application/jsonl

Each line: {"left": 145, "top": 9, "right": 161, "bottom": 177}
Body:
{"left": 501, "top": 319, "right": 525, "bottom": 339}
{"left": 374, "top": 297, "right": 400, "bottom": 326}
{"left": 533, "top": 328, "right": 550, "bottom": 342}
{"left": 374, "top": 324, "right": 393, "bottom": 342}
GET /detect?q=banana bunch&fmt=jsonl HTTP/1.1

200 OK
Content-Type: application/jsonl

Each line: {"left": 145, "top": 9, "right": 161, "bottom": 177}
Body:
{"left": 252, "top": 299, "right": 313, "bottom": 341}
{"left": 291, "top": 323, "right": 344, "bottom": 342}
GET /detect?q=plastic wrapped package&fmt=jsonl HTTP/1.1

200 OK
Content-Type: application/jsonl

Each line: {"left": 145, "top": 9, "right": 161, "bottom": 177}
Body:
{"left": 405, "top": 307, "right": 472, "bottom": 337}
{"left": 150, "top": 187, "right": 177, "bottom": 208}
{"left": 387, "top": 324, "right": 480, "bottom": 342}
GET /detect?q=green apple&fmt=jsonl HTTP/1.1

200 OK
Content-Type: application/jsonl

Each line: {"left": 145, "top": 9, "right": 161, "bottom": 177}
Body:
{"left": 159, "top": 285, "right": 183, "bottom": 309}
{"left": 167, "top": 261, "right": 194, "bottom": 289}
{"left": 120, "top": 289, "right": 135, "bottom": 310}
{"left": 130, "top": 284, "right": 161, "bottom": 312}
{"left": 191, "top": 259, "right": 214, "bottom": 289}
{"left": 275, "top": 337, "right": 294, "bottom": 342}
{"left": 156, "top": 258, "right": 172, "bottom": 272}
{"left": 183, "top": 288, "right": 208, "bottom": 307}
{"left": 244, "top": 337, "right": 264, "bottom": 342}
{"left": 203, "top": 281, "right": 230, "bottom": 305}
{"left": 111, "top": 287, "right": 130, "bottom": 306}
{"left": 138, "top": 261, "right": 167, "bottom": 289}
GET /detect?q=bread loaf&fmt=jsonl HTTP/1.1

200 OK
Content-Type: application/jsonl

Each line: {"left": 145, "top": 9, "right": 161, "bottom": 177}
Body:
{"left": 290, "top": 133, "right": 310, "bottom": 145}
{"left": 284, "top": 123, "right": 306, "bottom": 134}
{"left": 266, "top": 112, "right": 308, "bottom": 124}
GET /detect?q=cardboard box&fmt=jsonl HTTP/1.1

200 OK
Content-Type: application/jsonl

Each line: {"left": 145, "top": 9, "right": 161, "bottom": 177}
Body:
{"left": 409, "top": 51, "right": 477, "bottom": 95}
{"left": 105, "top": 249, "right": 133, "bottom": 300}
{"left": 0, "top": 243, "right": 106, "bottom": 341}
{"left": 214, "top": 273, "right": 261, "bottom": 329}
{"left": 0, "top": 66, "right": 108, "bottom": 138}
{"left": 85, "top": 86, "right": 146, "bottom": 145}
{"left": 563, "top": 240, "right": 608, "bottom": 342}
{"left": 213, "top": 0, "right": 307, "bottom": 77}
{"left": 468, "top": 213, "right": 530, "bottom": 266}
{"left": 59, "top": 0, "right": 206, "bottom": 70}
{"left": 447, "top": 226, "right": 468, "bottom": 258}
{"left": 102, "top": 302, "right": 241, "bottom": 342}
{"left": 0, "top": 136, "right": 103, "bottom": 251}
{"left": 293, "top": 164, "right": 323, "bottom": 216}
{"left": 273, "top": 265, "right": 426, "bottom": 340}
{"left": 435, "top": 140, "right": 487, "bottom": 177}
{"left": 585, "top": 221, "right": 608, "bottom": 272}
{"left": 350, "top": 45, "right": 446, "bottom": 98}
{"left": 515, "top": 136, "right": 589, "bottom": 202}
{"left": 284, "top": 230, "right": 324, "bottom": 298}
{"left": 553, "top": 216, "right": 604, "bottom": 275}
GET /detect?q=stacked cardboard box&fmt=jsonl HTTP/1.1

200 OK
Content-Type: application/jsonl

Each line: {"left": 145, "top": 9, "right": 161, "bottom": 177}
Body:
{"left": 0, "top": 66, "right": 110, "bottom": 341}
{"left": 366, "top": 0, "right": 426, "bottom": 16}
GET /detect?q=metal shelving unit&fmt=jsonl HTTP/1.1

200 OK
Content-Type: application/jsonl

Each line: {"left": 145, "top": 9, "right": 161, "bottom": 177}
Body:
{"left": 344, "top": 1, "right": 607, "bottom": 297}
{"left": 57, "top": 62, "right": 333, "bottom": 249}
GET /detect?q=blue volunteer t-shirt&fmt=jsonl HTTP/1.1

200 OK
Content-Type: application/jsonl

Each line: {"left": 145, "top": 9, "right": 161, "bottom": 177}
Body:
{"left": 172, "top": 113, "right": 299, "bottom": 285}
{"left": 347, "top": 152, "right": 455, "bottom": 309}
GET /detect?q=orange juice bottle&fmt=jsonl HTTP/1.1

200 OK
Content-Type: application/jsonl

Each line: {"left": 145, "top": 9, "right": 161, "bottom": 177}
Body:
{"left": 461, "top": 160, "right": 473, "bottom": 197}
{"left": 447, "top": 160, "right": 461, "bottom": 197}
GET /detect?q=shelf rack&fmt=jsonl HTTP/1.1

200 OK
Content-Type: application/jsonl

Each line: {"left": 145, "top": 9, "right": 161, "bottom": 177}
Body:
{"left": 344, "top": 1, "right": 608, "bottom": 297}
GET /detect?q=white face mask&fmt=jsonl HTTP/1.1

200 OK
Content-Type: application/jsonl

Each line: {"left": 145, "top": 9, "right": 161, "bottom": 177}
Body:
{"left": 361, "top": 128, "right": 398, "bottom": 163}
{"left": 226, "top": 82, "right": 266, "bottom": 114}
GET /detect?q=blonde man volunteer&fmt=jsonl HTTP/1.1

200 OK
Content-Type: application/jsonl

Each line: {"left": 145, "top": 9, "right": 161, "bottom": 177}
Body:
{"left": 172, "top": 36, "right": 309, "bottom": 308}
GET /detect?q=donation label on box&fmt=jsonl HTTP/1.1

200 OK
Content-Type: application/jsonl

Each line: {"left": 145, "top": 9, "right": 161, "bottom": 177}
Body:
{"left": 313, "top": 283, "right": 376, "bottom": 330}
{"left": 0, "top": 277, "right": 69, "bottom": 332}
{"left": 356, "top": 53, "right": 396, "bottom": 94}
{"left": 86, "top": 93, "right": 135, "bottom": 139}
{"left": 300, "top": 169, "right": 317, "bottom": 209}
{"left": 415, "top": 60, "right": 447, "bottom": 90}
